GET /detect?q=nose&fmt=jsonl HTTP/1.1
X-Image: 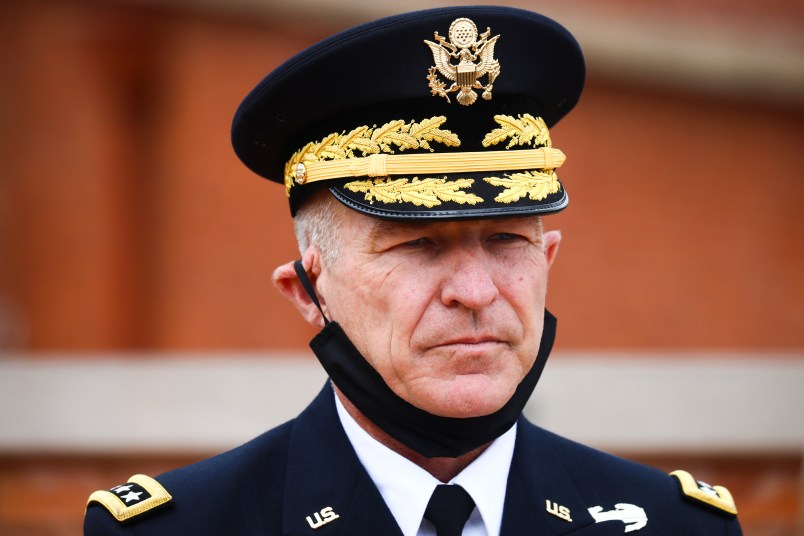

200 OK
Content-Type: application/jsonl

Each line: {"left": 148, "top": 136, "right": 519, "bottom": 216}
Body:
{"left": 439, "top": 247, "right": 499, "bottom": 309}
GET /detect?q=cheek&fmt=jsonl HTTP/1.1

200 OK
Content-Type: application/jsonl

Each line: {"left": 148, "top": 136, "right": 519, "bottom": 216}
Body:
{"left": 500, "top": 257, "right": 549, "bottom": 331}
{"left": 330, "top": 263, "right": 433, "bottom": 352}
{"left": 381, "top": 271, "right": 445, "bottom": 373}
{"left": 497, "top": 251, "right": 544, "bottom": 291}
{"left": 384, "top": 272, "right": 437, "bottom": 341}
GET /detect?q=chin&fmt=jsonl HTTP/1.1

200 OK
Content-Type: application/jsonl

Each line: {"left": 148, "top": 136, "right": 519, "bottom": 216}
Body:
{"left": 420, "top": 376, "right": 515, "bottom": 418}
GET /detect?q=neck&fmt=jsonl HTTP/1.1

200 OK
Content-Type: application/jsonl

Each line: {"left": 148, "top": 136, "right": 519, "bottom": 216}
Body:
{"left": 334, "top": 387, "right": 489, "bottom": 483}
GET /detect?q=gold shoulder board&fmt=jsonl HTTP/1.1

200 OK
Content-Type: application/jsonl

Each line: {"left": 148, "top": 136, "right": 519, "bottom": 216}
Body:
{"left": 670, "top": 469, "right": 737, "bottom": 516}
{"left": 87, "top": 474, "right": 173, "bottom": 523}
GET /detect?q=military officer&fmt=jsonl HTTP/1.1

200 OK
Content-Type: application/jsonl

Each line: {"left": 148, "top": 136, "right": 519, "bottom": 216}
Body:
{"left": 84, "top": 6, "right": 742, "bottom": 535}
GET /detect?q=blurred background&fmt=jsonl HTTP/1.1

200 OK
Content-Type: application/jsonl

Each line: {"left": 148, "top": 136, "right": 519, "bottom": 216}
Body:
{"left": 0, "top": 0, "right": 802, "bottom": 534}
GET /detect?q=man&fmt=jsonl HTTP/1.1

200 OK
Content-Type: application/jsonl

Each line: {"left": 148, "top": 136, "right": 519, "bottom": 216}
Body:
{"left": 84, "top": 6, "right": 742, "bottom": 535}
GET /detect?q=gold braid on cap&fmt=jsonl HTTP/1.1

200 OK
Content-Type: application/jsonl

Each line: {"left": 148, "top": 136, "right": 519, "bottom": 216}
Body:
{"left": 283, "top": 114, "right": 565, "bottom": 207}
{"left": 283, "top": 116, "right": 461, "bottom": 195}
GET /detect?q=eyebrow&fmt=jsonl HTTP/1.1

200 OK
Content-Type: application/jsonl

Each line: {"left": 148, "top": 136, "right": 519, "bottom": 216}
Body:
{"left": 367, "top": 219, "right": 435, "bottom": 243}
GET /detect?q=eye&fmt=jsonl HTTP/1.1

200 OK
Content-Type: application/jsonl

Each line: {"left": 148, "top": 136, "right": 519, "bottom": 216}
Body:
{"left": 401, "top": 237, "right": 429, "bottom": 247}
{"left": 373, "top": 234, "right": 433, "bottom": 254}
{"left": 491, "top": 232, "right": 521, "bottom": 242}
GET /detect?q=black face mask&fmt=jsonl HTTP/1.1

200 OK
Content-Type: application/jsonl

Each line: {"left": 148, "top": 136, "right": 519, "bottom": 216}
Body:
{"left": 294, "top": 260, "right": 556, "bottom": 458}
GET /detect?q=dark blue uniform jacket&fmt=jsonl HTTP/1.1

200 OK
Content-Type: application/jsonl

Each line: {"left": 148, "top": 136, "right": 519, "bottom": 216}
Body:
{"left": 85, "top": 386, "right": 742, "bottom": 535}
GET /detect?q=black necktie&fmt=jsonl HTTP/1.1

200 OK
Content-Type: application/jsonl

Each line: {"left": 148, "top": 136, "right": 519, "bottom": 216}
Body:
{"left": 424, "top": 484, "right": 476, "bottom": 536}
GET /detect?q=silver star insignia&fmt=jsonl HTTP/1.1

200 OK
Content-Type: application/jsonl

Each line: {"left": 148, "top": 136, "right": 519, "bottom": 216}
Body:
{"left": 121, "top": 491, "right": 143, "bottom": 503}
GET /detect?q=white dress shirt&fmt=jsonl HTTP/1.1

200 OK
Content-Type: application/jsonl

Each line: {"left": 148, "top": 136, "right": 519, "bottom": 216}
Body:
{"left": 334, "top": 392, "right": 516, "bottom": 536}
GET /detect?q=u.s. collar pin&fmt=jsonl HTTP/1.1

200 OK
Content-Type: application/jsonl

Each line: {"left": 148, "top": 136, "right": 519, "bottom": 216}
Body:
{"left": 546, "top": 499, "right": 572, "bottom": 522}
{"left": 305, "top": 506, "right": 340, "bottom": 529}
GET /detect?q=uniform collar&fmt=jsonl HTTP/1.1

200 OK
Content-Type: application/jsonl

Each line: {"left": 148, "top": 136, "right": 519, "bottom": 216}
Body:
{"left": 281, "top": 385, "right": 625, "bottom": 535}
{"left": 283, "top": 385, "right": 403, "bottom": 535}
{"left": 335, "top": 390, "right": 515, "bottom": 536}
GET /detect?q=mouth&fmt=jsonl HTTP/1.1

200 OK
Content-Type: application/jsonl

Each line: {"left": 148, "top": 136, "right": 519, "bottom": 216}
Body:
{"left": 428, "top": 339, "right": 509, "bottom": 376}
{"left": 439, "top": 334, "right": 502, "bottom": 345}
{"left": 432, "top": 337, "right": 508, "bottom": 352}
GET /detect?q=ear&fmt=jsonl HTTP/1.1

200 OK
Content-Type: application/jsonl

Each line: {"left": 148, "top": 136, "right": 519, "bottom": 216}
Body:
{"left": 543, "top": 229, "right": 561, "bottom": 269}
{"left": 272, "top": 249, "right": 328, "bottom": 328}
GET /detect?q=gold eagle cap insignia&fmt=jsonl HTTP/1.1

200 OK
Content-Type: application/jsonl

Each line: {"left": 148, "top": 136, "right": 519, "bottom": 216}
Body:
{"left": 424, "top": 18, "right": 501, "bottom": 106}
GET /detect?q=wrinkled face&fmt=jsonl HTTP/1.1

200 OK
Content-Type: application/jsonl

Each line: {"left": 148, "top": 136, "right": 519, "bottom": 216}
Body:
{"left": 315, "top": 205, "right": 559, "bottom": 419}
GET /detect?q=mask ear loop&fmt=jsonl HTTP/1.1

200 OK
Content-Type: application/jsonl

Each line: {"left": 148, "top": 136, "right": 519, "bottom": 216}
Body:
{"left": 293, "top": 260, "right": 330, "bottom": 325}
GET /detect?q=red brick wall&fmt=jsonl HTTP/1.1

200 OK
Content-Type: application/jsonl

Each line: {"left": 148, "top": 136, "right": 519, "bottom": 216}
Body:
{"left": 2, "top": 0, "right": 802, "bottom": 351}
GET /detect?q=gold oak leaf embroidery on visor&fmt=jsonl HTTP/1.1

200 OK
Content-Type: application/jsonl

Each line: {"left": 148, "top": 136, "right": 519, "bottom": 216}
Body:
{"left": 484, "top": 170, "right": 561, "bottom": 204}
{"left": 344, "top": 177, "right": 483, "bottom": 208}
{"left": 283, "top": 116, "right": 460, "bottom": 195}
{"left": 482, "top": 113, "right": 551, "bottom": 149}
{"left": 480, "top": 113, "right": 561, "bottom": 203}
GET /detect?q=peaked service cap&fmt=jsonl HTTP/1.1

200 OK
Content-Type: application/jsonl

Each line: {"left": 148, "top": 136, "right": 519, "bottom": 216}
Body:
{"left": 232, "top": 5, "right": 585, "bottom": 220}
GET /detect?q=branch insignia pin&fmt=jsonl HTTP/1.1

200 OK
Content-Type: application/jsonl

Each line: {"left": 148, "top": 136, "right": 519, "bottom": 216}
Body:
{"left": 424, "top": 18, "right": 501, "bottom": 106}
{"left": 588, "top": 503, "right": 648, "bottom": 532}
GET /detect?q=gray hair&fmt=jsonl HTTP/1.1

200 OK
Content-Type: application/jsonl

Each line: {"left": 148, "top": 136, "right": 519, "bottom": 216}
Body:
{"left": 293, "top": 191, "right": 343, "bottom": 267}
